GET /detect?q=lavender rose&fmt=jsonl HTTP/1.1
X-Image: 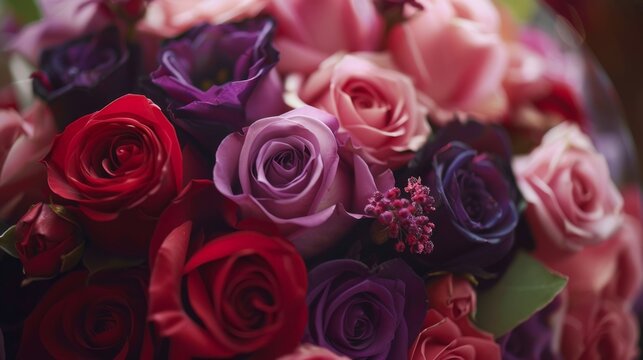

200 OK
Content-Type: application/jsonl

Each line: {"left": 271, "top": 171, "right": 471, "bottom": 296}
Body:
{"left": 32, "top": 26, "right": 137, "bottom": 129}
{"left": 213, "top": 106, "right": 394, "bottom": 257}
{"left": 149, "top": 19, "right": 285, "bottom": 153}
{"left": 305, "top": 259, "right": 426, "bottom": 359}
{"left": 408, "top": 121, "right": 520, "bottom": 274}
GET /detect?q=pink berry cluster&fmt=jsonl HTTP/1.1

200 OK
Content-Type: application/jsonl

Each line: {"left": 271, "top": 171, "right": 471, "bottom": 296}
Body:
{"left": 364, "top": 177, "right": 436, "bottom": 254}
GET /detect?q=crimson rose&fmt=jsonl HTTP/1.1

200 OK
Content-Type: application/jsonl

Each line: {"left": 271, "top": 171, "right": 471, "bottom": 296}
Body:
{"left": 43, "top": 94, "right": 183, "bottom": 256}
{"left": 17, "top": 269, "right": 151, "bottom": 359}
{"left": 148, "top": 180, "right": 308, "bottom": 359}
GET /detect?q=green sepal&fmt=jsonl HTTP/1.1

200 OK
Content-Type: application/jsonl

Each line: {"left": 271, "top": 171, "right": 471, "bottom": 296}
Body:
{"left": 60, "top": 242, "right": 86, "bottom": 273}
{"left": 0, "top": 225, "right": 19, "bottom": 258}
{"left": 474, "top": 251, "right": 567, "bottom": 338}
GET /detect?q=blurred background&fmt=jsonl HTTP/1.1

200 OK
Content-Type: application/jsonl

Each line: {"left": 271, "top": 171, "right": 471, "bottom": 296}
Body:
{"left": 543, "top": 0, "right": 643, "bottom": 174}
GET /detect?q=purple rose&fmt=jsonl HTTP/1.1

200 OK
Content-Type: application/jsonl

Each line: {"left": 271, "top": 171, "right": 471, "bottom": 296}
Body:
{"left": 305, "top": 259, "right": 426, "bottom": 359}
{"left": 213, "top": 106, "right": 394, "bottom": 257}
{"left": 32, "top": 26, "right": 137, "bottom": 129}
{"left": 498, "top": 295, "right": 564, "bottom": 360}
{"left": 408, "top": 121, "right": 520, "bottom": 274}
{"left": 149, "top": 19, "right": 286, "bottom": 153}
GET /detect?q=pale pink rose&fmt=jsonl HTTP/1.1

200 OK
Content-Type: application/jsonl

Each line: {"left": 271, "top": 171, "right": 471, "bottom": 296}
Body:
{"left": 277, "top": 344, "right": 349, "bottom": 360}
{"left": 542, "top": 215, "right": 643, "bottom": 306}
{"left": 0, "top": 102, "right": 56, "bottom": 223}
{"left": 7, "top": 0, "right": 111, "bottom": 64}
{"left": 139, "top": 0, "right": 270, "bottom": 38}
{"left": 513, "top": 123, "right": 623, "bottom": 253}
{"left": 409, "top": 309, "right": 501, "bottom": 360}
{"left": 387, "top": 0, "right": 508, "bottom": 123}
{"left": 265, "top": 0, "right": 384, "bottom": 75}
{"left": 561, "top": 296, "right": 639, "bottom": 360}
{"left": 296, "top": 53, "right": 430, "bottom": 169}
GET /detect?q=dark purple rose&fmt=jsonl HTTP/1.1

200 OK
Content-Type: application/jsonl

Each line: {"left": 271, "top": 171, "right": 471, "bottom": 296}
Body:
{"left": 407, "top": 121, "right": 520, "bottom": 274}
{"left": 149, "top": 19, "right": 285, "bottom": 154}
{"left": 498, "top": 295, "right": 564, "bottom": 360}
{"left": 306, "top": 258, "right": 426, "bottom": 359}
{"left": 32, "top": 26, "right": 137, "bottom": 129}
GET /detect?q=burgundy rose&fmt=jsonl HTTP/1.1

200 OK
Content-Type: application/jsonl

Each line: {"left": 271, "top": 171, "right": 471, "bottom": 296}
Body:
{"left": 15, "top": 203, "right": 84, "bottom": 279}
{"left": 17, "top": 269, "right": 151, "bottom": 359}
{"left": 43, "top": 94, "right": 183, "bottom": 257}
{"left": 148, "top": 180, "right": 308, "bottom": 359}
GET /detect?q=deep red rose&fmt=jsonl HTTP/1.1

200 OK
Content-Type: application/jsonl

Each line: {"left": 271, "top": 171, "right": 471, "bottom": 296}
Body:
{"left": 43, "top": 94, "right": 183, "bottom": 256}
{"left": 15, "top": 203, "right": 84, "bottom": 278}
{"left": 148, "top": 180, "right": 308, "bottom": 359}
{"left": 17, "top": 269, "right": 152, "bottom": 360}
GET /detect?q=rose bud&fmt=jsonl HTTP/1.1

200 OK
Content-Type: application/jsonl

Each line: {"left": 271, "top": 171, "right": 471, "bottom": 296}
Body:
{"left": 32, "top": 26, "right": 138, "bottom": 129}
{"left": 148, "top": 19, "right": 285, "bottom": 154}
{"left": 15, "top": 203, "right": 84, "bottom": 279}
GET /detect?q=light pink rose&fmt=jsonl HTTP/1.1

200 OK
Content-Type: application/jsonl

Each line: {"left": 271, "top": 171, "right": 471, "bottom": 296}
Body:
{"left": 542, "top": 215, "right": 643, "bottom": 306}
{"left": 513, "top": 123, "right": 623, "bottom": 253}
{"left": 265, "top": 0, "right": 384, "bottom": 75}
{"left": 409, "top": 309, "right": 501, "bottom": 360}
{"left": 387, "top": 0, "right": 508, "bottom": 123}
{"left": 295, "top": 53, "right": 430, "bottom": 169}
{"left": 213, "top": 106, "right": 394, "bottom": 257}
{"left": 139, "top": 0, "right": 270, "bottom": 38}
{"left": 0, "top": 102, "right": 56, "bottom": 223}
{"left": 277, "top": 344, "right": 349, "bottom": 360}
{"left": 7, "top": 0, "right": 111, "bottom": 64}
{"left": 561, "top": 296, "right": 639, "bottom": 360}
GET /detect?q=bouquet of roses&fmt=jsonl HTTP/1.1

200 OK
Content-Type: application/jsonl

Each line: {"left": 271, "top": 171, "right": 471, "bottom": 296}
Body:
{"left": 0, "top": 0, "right": 641, "bottom": 358}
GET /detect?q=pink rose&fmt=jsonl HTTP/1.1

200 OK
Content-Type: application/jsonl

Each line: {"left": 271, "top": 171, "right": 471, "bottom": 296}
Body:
{"left": 409, "top": 309, "right": 501, "bottom": 360}
{"left": 139, "top": 0, "right": 270, "bottom": 38}
{"left": 266, "top": 0, "right": 384, "bottom": 75}
{"left": 513, "top": 123, "right": 623, "bottom": 253}
{"left": 388, "top": 0, "right": 508, "bottom": 123}
{"left": 502, "top": 29, "right": 585, "bottom": 134}
{"left": 561, "top": 296, "right": 639, "bottom": 360}
{"left": 213, "top": 106, "right": 394, "bottom": 257}
{"left": 277, "top": 344, "right": 349, "bottom": 360}
{"left": 296, "top": 53, "right": 430, "bottom": 169}
{"left": 0, "top": 102, "right": 56, "bottom": 223}
{"left": 543, "top": 215, "right": 643, "bottom": 306}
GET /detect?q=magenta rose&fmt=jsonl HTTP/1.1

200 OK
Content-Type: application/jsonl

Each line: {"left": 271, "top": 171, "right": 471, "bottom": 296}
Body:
{"left": 266, "top": 0, "right": 384, "bottom": 75}
{"left": 278, "top": 344, "right": 350, "bottom": 360}
{"left": 0, "top": 102, "right": 56, "bottom": 224}
{"left": 296, "top": 53, "right": 430, "bottom": 169}
{"left": 388, "top": 0, "right": 508, "bottom": 123}
{"left": 213, "top": 106, "right": 394, "bottom": 257}
{"left": 513, "top": 123, "right": 623, "bottom": 254}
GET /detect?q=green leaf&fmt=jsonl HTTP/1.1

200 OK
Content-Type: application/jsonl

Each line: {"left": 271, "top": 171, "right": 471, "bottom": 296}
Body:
{"left": 474, "top": 251, "right": 567, "bottom": 337}
{"left": 5, "top": 0, "right": 41, "bottom": 24}
{"left": 82, "top": 245, "right": 145, "bottom": 276}
{"left": 496, "top": 0, "right": 537, "bottom": 23}
{"left": 0, "top": 225, "right": 19, "bottom": 258}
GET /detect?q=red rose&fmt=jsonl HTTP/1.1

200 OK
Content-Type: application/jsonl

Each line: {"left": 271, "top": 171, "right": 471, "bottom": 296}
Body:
{"left": 17, "top": 269, "right": 152, "bottom": 359}
{"left": 43, "top": 94, "right": 183, "bottom": 256}
{"left": 148, "top": 180, "right": 308, "bottom": 359}
{"left": 15, "top": 203, "right": 84, "bottom": 278}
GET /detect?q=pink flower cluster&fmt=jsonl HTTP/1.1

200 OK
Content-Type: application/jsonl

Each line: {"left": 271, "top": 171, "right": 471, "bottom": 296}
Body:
{"left": 365, "top": 177, "right": 436, "bottom": 254}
